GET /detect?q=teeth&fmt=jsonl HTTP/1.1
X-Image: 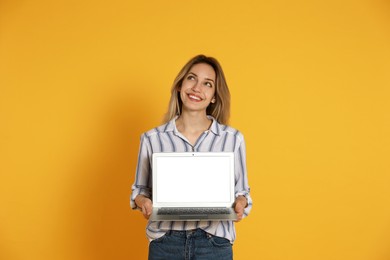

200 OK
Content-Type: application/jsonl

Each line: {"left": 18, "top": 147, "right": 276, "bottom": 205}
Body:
{"left": 189, "top": 94, "right": 201, "bottom": 100}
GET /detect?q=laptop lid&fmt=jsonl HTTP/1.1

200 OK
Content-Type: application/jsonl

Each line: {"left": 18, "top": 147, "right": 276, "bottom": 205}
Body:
{"left": 152, "top": 152, "right": 235, "bottom": 208}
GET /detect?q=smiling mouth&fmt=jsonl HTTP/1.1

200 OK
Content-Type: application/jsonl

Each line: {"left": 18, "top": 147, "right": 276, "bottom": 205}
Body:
{"left": 188, "top": 94, "right": 202, "bottom": 101}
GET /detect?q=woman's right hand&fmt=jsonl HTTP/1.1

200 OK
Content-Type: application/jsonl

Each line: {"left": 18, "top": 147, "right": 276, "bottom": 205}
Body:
{"left": 135, "top": 195, "right": 153, "bottom": 219}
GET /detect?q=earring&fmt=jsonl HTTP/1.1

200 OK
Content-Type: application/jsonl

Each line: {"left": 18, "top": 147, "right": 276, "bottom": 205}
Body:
{"left": 211, "top": 98, "right": 216, "bottom": 103}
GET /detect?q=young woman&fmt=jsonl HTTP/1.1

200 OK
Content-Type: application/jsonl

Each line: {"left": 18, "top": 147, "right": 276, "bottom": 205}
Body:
{"left": 131, "top": 55, "right": 252, "bottom": 260}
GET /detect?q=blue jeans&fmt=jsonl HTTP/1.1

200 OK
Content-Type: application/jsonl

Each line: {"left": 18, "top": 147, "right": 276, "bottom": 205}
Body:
{"left": 148, "top": 228, "right": 233, "bottom": 260}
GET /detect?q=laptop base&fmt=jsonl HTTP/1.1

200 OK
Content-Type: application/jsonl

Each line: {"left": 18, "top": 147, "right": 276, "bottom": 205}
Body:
{"left": 150, "top": 208, "right": 237, "bottom": 221}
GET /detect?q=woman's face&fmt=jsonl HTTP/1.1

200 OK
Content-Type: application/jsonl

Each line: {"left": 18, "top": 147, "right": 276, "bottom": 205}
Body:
{"left": 179, "top": 63, "right": 216, "bottom": 113}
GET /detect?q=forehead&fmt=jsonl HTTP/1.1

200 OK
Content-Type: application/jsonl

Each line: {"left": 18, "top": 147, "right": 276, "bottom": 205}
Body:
{"left": 189, "top": 63, "right": 216, "bottom": 80}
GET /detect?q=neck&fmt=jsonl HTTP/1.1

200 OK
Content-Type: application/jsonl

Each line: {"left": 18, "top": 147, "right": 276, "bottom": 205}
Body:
{"left": 176, "top": 111, "right": 211, "bottom": 133}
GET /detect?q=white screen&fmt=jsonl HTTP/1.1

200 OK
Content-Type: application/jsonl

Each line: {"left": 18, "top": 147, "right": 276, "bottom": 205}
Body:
{"left": 155, "top": 156, "right": 232, "bottom": 203}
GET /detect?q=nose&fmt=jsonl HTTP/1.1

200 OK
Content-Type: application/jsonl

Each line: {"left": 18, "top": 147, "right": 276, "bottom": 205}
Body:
{"left": 191, "top": 81, "right": 202, "bottom": 92}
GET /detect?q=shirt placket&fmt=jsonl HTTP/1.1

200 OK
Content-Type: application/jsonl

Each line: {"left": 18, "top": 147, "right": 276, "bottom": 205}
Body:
{"left": 174, "top": 131, "right": 209, "bottom": 152}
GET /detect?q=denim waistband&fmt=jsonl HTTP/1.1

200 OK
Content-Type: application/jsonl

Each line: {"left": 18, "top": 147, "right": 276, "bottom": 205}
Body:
{"left": 167, "top": 228, "right": 211, "bottom": 238}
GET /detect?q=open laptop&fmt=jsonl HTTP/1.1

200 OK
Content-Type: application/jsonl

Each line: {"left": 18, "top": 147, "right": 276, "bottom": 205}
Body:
{"left": 150, "top": 152, "right": 237, "bottom": 221}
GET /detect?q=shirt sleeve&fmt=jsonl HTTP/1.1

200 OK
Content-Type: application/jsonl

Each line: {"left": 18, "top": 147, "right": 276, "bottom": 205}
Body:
{"left": 234, "top": 132, "right": 252, "bottom": 218}
{"left": 130, "top": 133, "right": 152, "bottom": 210}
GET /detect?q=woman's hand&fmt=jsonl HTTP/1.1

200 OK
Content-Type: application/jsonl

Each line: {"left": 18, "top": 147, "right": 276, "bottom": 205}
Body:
{"left": 135, "top": 195, "right": 153, "bottom": 220}
{"left": 234, "top": 195, "right": 248, "bottom": 222}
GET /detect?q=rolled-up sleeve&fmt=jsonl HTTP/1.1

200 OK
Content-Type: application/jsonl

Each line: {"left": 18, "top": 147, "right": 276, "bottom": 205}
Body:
{"left": 234, "top": 133, "right": 252, "bottom": 218}
{"left": 130, "top": 134, "right": 152, "bottom": 209}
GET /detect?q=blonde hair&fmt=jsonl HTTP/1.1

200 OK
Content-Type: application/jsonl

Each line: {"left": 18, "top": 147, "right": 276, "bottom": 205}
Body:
{"left": 163, "top": 55, "right": 231, "bottom": 124}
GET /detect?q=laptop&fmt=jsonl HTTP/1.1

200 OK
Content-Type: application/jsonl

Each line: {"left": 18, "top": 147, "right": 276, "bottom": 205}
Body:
{"left": 150, "top": 152, "right": 237, "bottom": 221}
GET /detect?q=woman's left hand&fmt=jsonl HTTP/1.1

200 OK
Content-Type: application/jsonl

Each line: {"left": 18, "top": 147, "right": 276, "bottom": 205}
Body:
{"left": 234, "top": 195, "right": 247, "bottom": 222}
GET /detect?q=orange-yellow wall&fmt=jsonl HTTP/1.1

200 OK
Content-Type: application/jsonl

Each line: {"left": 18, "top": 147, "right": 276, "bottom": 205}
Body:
{"left": 1, "top": 1, "right": 389, "bottom": 259}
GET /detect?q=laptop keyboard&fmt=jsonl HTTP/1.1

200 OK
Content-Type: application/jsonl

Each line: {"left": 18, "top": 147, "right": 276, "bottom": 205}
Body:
{"left": 157, "top": 207, "right": 231, "bottom": 215}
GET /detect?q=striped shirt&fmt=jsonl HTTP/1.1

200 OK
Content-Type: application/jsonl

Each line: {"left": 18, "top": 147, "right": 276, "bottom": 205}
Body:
{"left": 130, "top": 116, "right": 252, "bottom": 243}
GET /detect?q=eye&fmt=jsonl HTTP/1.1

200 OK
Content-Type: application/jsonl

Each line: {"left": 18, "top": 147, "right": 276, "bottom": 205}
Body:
{"left": 205, "top": 82, "right": 213, "bottom": 88}
{"left": 187, "top": 75, "right": 195, "bottom": 80}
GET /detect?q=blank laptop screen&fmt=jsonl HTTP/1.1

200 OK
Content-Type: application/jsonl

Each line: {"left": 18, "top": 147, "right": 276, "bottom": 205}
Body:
{"left": 154, "top": 154, "right": 233, "bottom": 204}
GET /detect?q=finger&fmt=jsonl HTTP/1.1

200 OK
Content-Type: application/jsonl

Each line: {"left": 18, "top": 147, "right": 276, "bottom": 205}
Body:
{"left": 235, "top": 205, "right": 243, "bottom": 213}
{"left": 142, "top": 206, "right": 150, "bottom": 219}
{"left": 145, "top": 201, "right": 152, "bottom": 214}
{"left": 237, "top": 210, "right": 244, "bottom": 220}
{"left": 235, "top": 209, "right": 243, "bottom": 221}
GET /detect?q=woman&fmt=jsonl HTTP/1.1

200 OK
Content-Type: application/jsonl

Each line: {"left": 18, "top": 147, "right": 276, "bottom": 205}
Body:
{"left": 131, "top": 54, "right": 252, "bottom": 260}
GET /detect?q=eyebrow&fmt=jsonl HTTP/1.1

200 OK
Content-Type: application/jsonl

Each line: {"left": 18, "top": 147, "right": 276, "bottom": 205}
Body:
{"left": 188, "top": 72, "right": 215, "bottom": 83}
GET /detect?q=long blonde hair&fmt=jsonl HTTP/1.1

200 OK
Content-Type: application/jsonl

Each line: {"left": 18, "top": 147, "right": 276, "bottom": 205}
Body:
{"left": 163, "top": 55, "right": 231, "bottom": 124}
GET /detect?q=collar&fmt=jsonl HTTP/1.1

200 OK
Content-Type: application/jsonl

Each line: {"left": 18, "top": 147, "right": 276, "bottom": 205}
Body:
{"left": 165, "top": 115, "right": 221, "bottom": 136}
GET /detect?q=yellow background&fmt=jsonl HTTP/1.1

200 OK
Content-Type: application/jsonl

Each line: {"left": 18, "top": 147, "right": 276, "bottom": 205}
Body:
{"left": 1, "top": 0, "right": 389, "bottom": 259}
